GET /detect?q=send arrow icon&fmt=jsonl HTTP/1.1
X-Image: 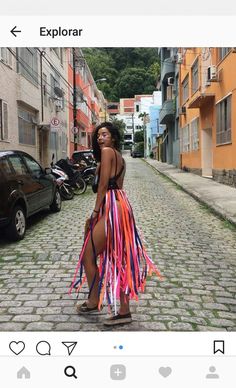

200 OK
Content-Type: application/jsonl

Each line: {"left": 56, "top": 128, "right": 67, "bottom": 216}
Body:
{"left": 62, "top": 342, "right": 77, "bottom": 356}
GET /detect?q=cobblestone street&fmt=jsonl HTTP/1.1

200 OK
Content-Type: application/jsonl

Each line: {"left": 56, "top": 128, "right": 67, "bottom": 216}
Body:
{"left": 0, "top": 156, "right": 236, "bottom": 331}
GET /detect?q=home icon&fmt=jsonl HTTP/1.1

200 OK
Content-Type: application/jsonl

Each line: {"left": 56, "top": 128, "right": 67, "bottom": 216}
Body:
{"left": 17, "top": 366, "right": 30, "bottom": 379}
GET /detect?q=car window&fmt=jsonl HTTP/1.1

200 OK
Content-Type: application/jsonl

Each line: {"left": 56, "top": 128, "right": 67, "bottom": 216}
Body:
{"left": 0, "top": 158, "right": 13, "bottom": 175}
{"left": 8, "top": 155, "right": 28, "bottom": 175}
{"left": 22, "top": 155, "right": 42, "bottom": 176}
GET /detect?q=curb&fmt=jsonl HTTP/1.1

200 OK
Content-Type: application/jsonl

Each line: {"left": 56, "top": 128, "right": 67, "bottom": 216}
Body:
{"left": 143, "top": 158, "right": 236, "bottom": 228}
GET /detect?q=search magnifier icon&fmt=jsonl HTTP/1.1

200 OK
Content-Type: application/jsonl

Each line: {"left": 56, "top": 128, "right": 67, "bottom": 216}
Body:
{"left": 64, "top": 365, "right": 77, "bottom": 379}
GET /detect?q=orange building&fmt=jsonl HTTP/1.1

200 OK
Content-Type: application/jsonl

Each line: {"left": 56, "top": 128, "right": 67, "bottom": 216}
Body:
{"left": 68, "top": 49, "right": 106, "bottom": 155}
{"left": 179, "top": 48, "right": 236, "bottom": 187}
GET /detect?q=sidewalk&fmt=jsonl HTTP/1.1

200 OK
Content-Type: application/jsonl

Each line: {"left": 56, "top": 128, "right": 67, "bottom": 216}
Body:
{"left": 144, "top": 158, "right": 236, "bottom": 226}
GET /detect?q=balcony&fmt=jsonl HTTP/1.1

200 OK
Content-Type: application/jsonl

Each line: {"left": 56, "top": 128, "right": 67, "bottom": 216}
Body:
{"left": 161, "top": 58, "right": 175, "bottom": 82}
{"left": 188, "top": 91, "right": 215, "bottom": 109}
{"left": 159, "top": 100, "right": 175, "bottom": 124}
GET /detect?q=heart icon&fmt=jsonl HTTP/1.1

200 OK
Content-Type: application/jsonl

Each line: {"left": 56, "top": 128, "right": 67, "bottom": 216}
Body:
{"left": 159, "top": 366, "right": 172, "bottom": 378}
{"left": 9, "top": 341, "right": 25, "bottom": 355}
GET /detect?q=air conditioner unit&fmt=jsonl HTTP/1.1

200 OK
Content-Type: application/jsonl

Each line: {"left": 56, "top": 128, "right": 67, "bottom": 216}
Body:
{"left": 55, "top": 99, "right": 63, "bottom": 112}
{"left": 178, "top": 106, "right": 186, "bottom": 115}
{"left": 173, "top": 53, "right": 183, "bottom": 64}
{"left": 207, "top": 65, "right": 217, "bottom": 81}
{"left": 167, "top": 77, "right": 174, "bottom": 86}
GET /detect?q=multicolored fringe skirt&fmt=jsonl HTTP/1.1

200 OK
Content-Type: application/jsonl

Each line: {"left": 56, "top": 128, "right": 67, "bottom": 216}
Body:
{"left": 69, "top": 189, "right": 162, "bottom": 314}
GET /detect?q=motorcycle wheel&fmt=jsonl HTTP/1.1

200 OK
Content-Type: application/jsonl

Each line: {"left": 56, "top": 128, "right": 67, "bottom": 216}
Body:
{"left": 59, "top": 184, "right": 74, "bottom": 200}
{"left": 73, "top": 176, "right": 87, "bottom": 195}
{"left": 85, "top": 174, "right": 95, "bottom": 186}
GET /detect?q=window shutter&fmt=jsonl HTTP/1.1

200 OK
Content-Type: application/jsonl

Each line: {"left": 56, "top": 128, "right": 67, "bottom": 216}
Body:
{"left": 3, "top": 102, "right": 8, "bottom": 140}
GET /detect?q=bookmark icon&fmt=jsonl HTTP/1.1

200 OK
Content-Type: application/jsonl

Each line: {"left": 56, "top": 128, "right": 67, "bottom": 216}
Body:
{"left": 62, "top": 342, "right": 77, "bottom": 356}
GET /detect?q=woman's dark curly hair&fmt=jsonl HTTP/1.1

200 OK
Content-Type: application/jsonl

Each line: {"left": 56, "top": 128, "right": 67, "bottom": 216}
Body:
{"left": 92, "top": 122, "right": 121, "bottom": 162}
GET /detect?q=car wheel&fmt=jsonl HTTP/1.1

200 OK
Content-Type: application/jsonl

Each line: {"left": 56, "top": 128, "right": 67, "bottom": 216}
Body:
{"left": 50, "top": 188, "right": 62, "bottom": 211}
{"left": 5, "top": 205, "right": 26, "bottom": 241}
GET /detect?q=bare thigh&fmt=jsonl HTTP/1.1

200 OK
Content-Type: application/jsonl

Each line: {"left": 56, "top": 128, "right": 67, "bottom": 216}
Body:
{"left": 83, "top": 200, "right": 123, "bottom": 263}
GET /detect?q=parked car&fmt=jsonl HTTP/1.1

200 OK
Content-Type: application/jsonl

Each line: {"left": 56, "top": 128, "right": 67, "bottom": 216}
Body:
{"left": 0, "top": 150, "right": 61, "bottom": 241}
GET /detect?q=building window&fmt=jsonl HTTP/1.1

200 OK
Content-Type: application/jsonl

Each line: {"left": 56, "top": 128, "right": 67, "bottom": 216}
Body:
{"left": 191, "top": 59, "right": 199, "bottom": 94}
{"left": 182, "top": 124, "right": 190, "bottom": 152}
{"left": 50, "top": 71, "right": 60, "bottom": 98}
{"left": 17, "top": 48, "right": 38, "bottom": 86}
{"left": 0, "top": 48, "right": 13, "bottom": 67}
{"left": 216, "top": 95, "right": 231, "bottom": 145}
{"left": 18, "top": 107, "right": 37, "bottom": 146}
{"left": 175, "top": 118, "right": 179, "bottom": 141}
{"left": 0, "top": 100, "right": 8, "bottom": 141}
{"left": 182, "top": 75, "right": 189, "bottom": 103}
{"left": 42, "top": 73, "right": 47, "bottom": 107}
{"left": 50, "top": 131, "right": 58, "bottom": 150}
{"left": 61, "top": 132, "right": 67, "bottom": 154}
{"left": 136, "top": 104, "right": 140, "bottom": 112}
{"left": 191, "top": 118, "right": 199, "bottom": 150}
{"left": 218, "top": 48, "right": 231, "bottom": 61}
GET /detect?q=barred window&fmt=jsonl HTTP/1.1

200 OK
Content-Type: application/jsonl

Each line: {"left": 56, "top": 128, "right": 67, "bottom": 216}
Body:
{"left": 0, "top": 100, "right": 8, "bottom": 141}
{"left": 191, "top": 118, "right": 199, "bottom": 151}
{"left": 218, "top": 48, "right": 231, "bottom": 61}
{"left": 191, "top": 59, "right": 199, "bottom": 94}
{"left": 0, "top": 48, "right": 13, "bottom": 67}
{"left": 50, "top": 131, "right": 58, "bottom": 150}
{"left": 216, "top": 95, "right": 231, "bottom": 145}
{"left": 17, "top": 48, "right": 38, "bottom": 86}
{"left": 18, "top": 107, "right": 37, "bottom": 145}
{"left": 42, "top": 73, "right": 47, "bottom": 107}
{"left": 61, "top": 132, "right": 67, "bottom": 154}
{"left": 182, "top": 124, "right": 190, "bottom": 152}
{"left": 182, "top": 75, "right": 189, "bottom": 103}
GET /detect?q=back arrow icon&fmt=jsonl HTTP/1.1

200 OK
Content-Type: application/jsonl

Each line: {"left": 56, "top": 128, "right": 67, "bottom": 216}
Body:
{"left": 11, "top": 26, "right": 21, "bottom": 37}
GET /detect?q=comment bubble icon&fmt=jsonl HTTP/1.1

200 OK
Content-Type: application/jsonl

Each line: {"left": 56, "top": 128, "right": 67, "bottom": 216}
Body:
{"left": 36, "top": 341, "right": 51, "bottom": 356}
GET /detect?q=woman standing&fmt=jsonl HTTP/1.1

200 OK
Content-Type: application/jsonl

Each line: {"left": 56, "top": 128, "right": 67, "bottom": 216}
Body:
{"left": 70, "top": 122, "right": 162, "bottom": 326}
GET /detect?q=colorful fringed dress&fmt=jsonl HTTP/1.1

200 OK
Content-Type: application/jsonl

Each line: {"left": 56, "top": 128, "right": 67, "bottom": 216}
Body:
{"left": 70, "top": 150, "right": 162, "bottom": 314}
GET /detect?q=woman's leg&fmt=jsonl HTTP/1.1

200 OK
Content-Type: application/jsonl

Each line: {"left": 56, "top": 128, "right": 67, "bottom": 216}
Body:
{"left": 81, "top": 201, "right": 130, "bottom": 315}
{"left": 119, "top": 291, "right": 130, "bottom": 315}
{"left": 82, "top": 215, "right": 106, "bottom": 307}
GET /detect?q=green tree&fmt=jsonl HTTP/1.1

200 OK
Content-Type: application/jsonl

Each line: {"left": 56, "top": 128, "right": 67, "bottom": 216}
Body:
{"left": 110, "top": 117, "right": 126, "bottom": 144}
{"left": 134, "top": 130, "right": 144, "bottom": 143}
{"left": 82, "top": 48, "right": 160, "bottom": 101}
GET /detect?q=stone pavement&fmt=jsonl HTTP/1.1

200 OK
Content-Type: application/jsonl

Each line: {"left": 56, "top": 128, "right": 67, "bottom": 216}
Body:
{"left": 0, "top": 155, "right": 236, "bottom": 331}
{"left": 145, "top": 158, "right": 236, "bottom": 226}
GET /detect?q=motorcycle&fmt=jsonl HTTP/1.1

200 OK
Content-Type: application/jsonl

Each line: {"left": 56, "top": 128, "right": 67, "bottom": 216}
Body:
{"left": 70, "top": 161, "right": 96, "bottom": 186}
{"left": 50, "top": 155, "right": 74, "bottom": 200}
{"left": 55, "top": 158, "right": 87, "bottom": 195}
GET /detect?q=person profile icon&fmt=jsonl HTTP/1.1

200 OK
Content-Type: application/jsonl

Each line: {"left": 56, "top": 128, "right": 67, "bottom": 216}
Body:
{"left": 206, "top": 366, "right": 219, "bottom": 379}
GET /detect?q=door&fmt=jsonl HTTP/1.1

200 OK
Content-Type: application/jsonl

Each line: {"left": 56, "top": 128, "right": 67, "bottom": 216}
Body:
{"left": 7, "top": 154, "right": 39, "bottom": 214}
{"left": 201, "top": 127, "right": 213, "bottom": 177}
{"left": 22, "top": 154, "right": 53, "bottom": 210}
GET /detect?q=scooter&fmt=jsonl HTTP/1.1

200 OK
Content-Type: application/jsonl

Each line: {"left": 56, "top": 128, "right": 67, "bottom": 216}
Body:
{"left": 50, "top": 155, "right": 74, "bottom": 200}
{"left": 55, "top": 158, "right": 87, "bottom": 195}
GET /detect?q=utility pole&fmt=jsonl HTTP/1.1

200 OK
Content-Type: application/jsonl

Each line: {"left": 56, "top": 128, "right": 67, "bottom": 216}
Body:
{"left": 72, "top": 48, "right": 78, "bottom": 151}
{"left": 131, "top": 113, "right": 134, "bottom": 143}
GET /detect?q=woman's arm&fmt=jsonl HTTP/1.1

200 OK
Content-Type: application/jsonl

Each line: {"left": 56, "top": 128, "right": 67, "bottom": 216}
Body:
{"left": 93, "top": 147, "right": 113, "bottom": 215}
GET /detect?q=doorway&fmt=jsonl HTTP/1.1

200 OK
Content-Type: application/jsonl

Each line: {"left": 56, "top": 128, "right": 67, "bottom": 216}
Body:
{"left": 201, "top": 127, "right": 213, "bottom": 177}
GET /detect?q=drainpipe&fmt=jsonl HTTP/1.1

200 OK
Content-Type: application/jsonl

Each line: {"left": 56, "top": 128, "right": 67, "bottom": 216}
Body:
{"left": 73, "top": 48, "right": 78, "bottom": 151}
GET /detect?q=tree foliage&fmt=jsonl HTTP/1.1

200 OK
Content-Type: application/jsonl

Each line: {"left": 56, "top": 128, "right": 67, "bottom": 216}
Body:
{"left": 134, "top": 130, "right": 144, "bottom": 143}
{"left": 82, "top": 48, "right": 160, "bottom": 101}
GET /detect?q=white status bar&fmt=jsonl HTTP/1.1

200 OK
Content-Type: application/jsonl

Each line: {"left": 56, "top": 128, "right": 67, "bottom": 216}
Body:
{"left": 1, "top": 16, "right": 236, "bottom": 47}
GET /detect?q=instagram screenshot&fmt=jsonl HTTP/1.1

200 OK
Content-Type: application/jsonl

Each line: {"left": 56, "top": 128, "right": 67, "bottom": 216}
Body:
{"left": 0, "top": 3, "right": 236, "bottom": 387}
